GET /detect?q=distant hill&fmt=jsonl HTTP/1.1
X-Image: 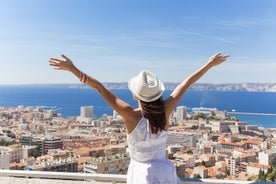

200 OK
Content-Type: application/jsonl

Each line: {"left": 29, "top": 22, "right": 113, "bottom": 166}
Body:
{"left": 105, "top": 82, "right": 276, "bottom": 92}
{"left": 22, "top": 82, "right": 276, "bottom": 92}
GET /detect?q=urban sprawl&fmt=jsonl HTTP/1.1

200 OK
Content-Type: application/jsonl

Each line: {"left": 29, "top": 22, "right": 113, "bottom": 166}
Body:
{"left": 1, "top": 105, "right": 276, "bottom": 182}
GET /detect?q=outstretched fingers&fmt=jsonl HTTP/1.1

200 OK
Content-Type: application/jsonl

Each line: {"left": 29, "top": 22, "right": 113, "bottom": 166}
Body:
{"left": 220, "top": 54, "right": 230, "bottom": 61}
{"left": 61, "top": 54, "right": 70, "bottom": 61}
{"left": 208, "top": 52, "right": 230, "bottom": 67}
{"left": 48, "top": 55, "right": 75, "bottom": 71}
{"left": 214, "top": 52, "right": 222, "bottom": 57}
{"left": 49, "top": 58, "right": 62, "bottom": 69}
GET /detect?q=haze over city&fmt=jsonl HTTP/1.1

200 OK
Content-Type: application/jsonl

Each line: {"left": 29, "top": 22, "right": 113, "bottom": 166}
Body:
{"left": 0, "top": 0, "right": 275, "bottom": 84}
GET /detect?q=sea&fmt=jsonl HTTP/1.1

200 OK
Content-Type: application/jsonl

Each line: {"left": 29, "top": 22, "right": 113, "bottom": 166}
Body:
{"left": 0, "top": 85, "right": 276, "bottom": 128}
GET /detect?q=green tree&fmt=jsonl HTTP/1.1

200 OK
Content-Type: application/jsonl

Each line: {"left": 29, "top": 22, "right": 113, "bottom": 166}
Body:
{"left": 258, "top": 170, "right": 266, "bottom": 182}
{"left": 210, "top": 135, "right": 219, "bottom": 142}
{"left": 226, "top": 169, "right": 230, "bottom": 176}
{"left": 193, "top": 174, "right": 201, "bottom": 179}
{"left": 266, "top": 167, "right": 276, "bottom": 182}
{"left": 186, "top": 150, "right": 193, "bottom": 154}
{"left": 0, "top": 140, "right": 17, "bottom": 146}
{"left": 30, "top": 151, "right": 41, "bottom": 158}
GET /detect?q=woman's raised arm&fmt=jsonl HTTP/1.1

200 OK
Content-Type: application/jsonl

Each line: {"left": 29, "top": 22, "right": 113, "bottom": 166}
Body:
{"left": 49, "top": 54, "right": 138, "bottom": 131}
{"left": 164, "top": 53, "right": 230, "bottom": 117}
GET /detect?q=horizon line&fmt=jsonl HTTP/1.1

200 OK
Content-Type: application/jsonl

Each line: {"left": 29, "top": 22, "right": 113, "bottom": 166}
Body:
{"left": 0, "top": 82, "right": 276, "bottom": 86}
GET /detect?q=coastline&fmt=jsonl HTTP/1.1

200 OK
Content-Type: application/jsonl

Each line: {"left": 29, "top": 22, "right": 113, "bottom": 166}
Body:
{"left": 0, "top": 85, "right": 275, "bottom": 128}
{"left": 1, "top": 82, "right": 276, "bottom": 92}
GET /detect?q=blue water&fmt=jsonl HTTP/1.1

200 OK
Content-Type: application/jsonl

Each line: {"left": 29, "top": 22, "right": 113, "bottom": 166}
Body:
{"left": 0, "top": 86, "right": 276, "bottom": 128}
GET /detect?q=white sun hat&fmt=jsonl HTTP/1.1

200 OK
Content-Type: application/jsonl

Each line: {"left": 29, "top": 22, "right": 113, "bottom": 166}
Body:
{"left": 128, "top": 70, "right": 165, "bottom": 102}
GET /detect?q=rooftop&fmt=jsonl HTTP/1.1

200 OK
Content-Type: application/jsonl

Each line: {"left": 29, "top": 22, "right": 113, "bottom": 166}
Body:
{"left": 0, "top": 170, "right": 273, "bottom": 184}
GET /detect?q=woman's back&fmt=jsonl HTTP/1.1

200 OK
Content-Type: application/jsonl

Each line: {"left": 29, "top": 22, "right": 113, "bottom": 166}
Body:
{"left": 127, "top": 117, "right": 167, "bottom": 162}
{"left": 127, "top": 117, "right": 181, "bottom": 184}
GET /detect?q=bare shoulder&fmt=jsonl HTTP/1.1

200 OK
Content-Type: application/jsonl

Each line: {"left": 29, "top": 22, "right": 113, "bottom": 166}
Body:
{"left": 164, "top": 96, "right": 176, "bottom": 117}
{"left": 124, "top": 108, "right": 142, "bottom": 134}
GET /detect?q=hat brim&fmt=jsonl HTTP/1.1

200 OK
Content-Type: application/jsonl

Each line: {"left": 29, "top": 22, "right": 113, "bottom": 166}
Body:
{"left": 128, "top": 76, "right": 165, "bottom": 102}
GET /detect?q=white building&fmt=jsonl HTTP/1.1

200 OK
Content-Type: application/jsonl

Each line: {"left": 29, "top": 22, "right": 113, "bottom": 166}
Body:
{"left": 0, "top": 149, "right": 9, "bottom": 170}
{"left": 167, "top": 144, "right": 183, "bottom": 154}
{"left": 193, "top": 165, "right": 208, "bottom": 178}
{"left": 206, "top": 120, "right": 236, "bottom": 133}
{"left": 1, "top": 145, "right": 22, "bottom": 163}
{"left": 225, "top": 157, "right": 236, "bottom": 176}
{"left": 22, "top": 145, "right": 37, "bottom": 159}
{"left": 174, "top": 153, "right": 195, "bottom": 168}
{"left": 84, "top": 153, "right": 130, "bottom": 174}
{"left": 81, "top": 106, "right": 93, "bottom": 117}
{"left": 246, "top": 162, "right": 269, "bottom": 176}
{"left": 167, "top": 132, "right": 196, "bottom": 148}
{"left": 77, "top": 106, "right": 94, "bottom": 123}
{"left": 258, "top": 148, "right": 276, "bottom": 166}
{"left": 176, "top": 106, "right": 187, "bottom": 126}
{"left": 113, "top": 110, "right": 122, "bottom": 119}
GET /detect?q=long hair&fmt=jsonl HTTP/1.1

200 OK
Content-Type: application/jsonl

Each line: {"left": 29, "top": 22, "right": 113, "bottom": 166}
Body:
{"left": 140, "top": 97, "right": 166, "bottom": 134}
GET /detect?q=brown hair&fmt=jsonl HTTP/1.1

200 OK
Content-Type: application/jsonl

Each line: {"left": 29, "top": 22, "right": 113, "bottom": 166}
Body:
{"left": 140, "top": 97, "right": 166, "bottom": 134}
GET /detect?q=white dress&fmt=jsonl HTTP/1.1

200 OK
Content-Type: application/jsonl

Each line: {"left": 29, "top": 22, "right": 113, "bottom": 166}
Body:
{"left": 127, "top": 117, "right": 182, "bottom": 184}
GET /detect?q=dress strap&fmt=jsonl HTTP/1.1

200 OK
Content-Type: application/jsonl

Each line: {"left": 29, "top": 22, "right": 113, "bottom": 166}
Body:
{"left": 145, "top": 118, "right": 151, "bottom": 140}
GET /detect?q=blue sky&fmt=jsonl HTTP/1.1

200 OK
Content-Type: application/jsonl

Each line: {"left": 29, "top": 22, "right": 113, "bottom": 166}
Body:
{"left": 0, "top": 0, "right": 275, "bottom": 84}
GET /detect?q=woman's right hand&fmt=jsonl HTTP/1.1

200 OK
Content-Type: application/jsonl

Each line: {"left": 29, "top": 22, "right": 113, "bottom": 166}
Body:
{"left": 49, "top": 54, "right": 76, "bottom": 71}
{"left": 208, "top": 52, "right": 230, "bottom": 67}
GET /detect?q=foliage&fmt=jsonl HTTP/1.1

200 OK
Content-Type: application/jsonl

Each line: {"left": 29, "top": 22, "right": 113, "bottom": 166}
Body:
{"left": 258, "top": 166, "right": 276, "bottom": 182}
{"left": 3, "top": 130, "right": 15, "bottom": 138}
{"left": 193, "top": 173, "right": 201, "bottom": 179}
{"left": 30, "top": 151, "right": 42, "bottom": 158}
{"left": 258, "top": 169, "right": 266, "bottom": 181}
{"left": 226, "top": 169, "right": 230, "bottom": 176}
{"left": 266, "top": 166, "right": 276, "bottom": 182}
{"left": 0, "top": 140, "right": 17, "bottom": 146}
{"left": 186, "top": 150, "right": 193, "bottom": 154}
{"left": 229, "top": 116, "right": 239, "bottom": 121}
{"left": 247, "top": 175, "right": 258, "bottom": 181}
{"left": 234, "top": 138, "right": 243, "bottom": 142}
{"left": 210, "top": 135, "right": 219, "bottom": 142}
{"left": 192, "top": 113, "right": 206, "bottom": 120}
{"left": 201, "top": 160, "right": 214, "bottom": 167}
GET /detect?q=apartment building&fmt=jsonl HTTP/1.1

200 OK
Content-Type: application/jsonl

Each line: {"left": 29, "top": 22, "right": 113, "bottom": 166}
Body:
{"left": 240, "top": 151, "right": 256, "bottom": 163}
{"left": 220, "top": 141, "right": 247, "bottom": 150}
{"left": 246, "top": 162, "right": 269, "bottom": 176}
{"left": 225, "top": 157, "right": 236, "bottom": 176}
{"left": 258, "top": 148, "right": 276, "bottom": 166}
{"left": 22, "top": 145, "right": 37, "bottom": 159}
{"left": 19, "top": 135, "right": 63, "bottom": 155}
{"left": 167, "top": 144, "right": 183, "bottom": 154}
{"left": 167, "top": 132, "right": 196, "bottom": 148}
{"left": 84, "top": 153, "right": 130, "bottom": 174}
{"left": 193, "top": 165, "right": 208, "bottom": 178}
{"left": 203, "top": 142, "right": 221, "bottom": 154}
{"left": 174, "top": 152, "right": 195, "bottom": 168}
{"left": 0, "top": 149, "right": 9, "bottom": 169}
{"left": 199, "top": 153, "right": 216, "bottom": 166}
{"left": 206, "top": 120, "right": 235, "bottom": 133}
{"left": 77, "top": 106, "right": 94, "bottom": 124}
{"left": 0, "top": 145, "right": 21, "bottom": 163}
{"left": 176, "top": 106, "right": 187, "bottom": 126}
{"left": 27, "top": 157, "right": 78, "bottom": 172}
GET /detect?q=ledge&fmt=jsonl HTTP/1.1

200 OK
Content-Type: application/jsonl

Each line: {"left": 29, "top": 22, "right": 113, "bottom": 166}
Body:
{"left": 0, "top": 170, "right": 273, "bottom": 184}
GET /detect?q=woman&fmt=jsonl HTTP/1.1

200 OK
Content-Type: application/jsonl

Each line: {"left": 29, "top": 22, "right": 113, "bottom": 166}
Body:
{"left": 49, "top": 52, "right": 229, "bottom": 183}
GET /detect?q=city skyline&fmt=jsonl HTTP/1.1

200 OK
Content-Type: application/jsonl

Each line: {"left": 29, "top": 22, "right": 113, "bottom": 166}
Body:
{"left": 0, "top": 0, "right": 276, "bottom": 84}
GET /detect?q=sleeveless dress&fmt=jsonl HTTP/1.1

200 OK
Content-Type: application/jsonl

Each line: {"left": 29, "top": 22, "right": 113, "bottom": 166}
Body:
{"left": 127, "top": 117, "right": 182, "bottom": 184}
